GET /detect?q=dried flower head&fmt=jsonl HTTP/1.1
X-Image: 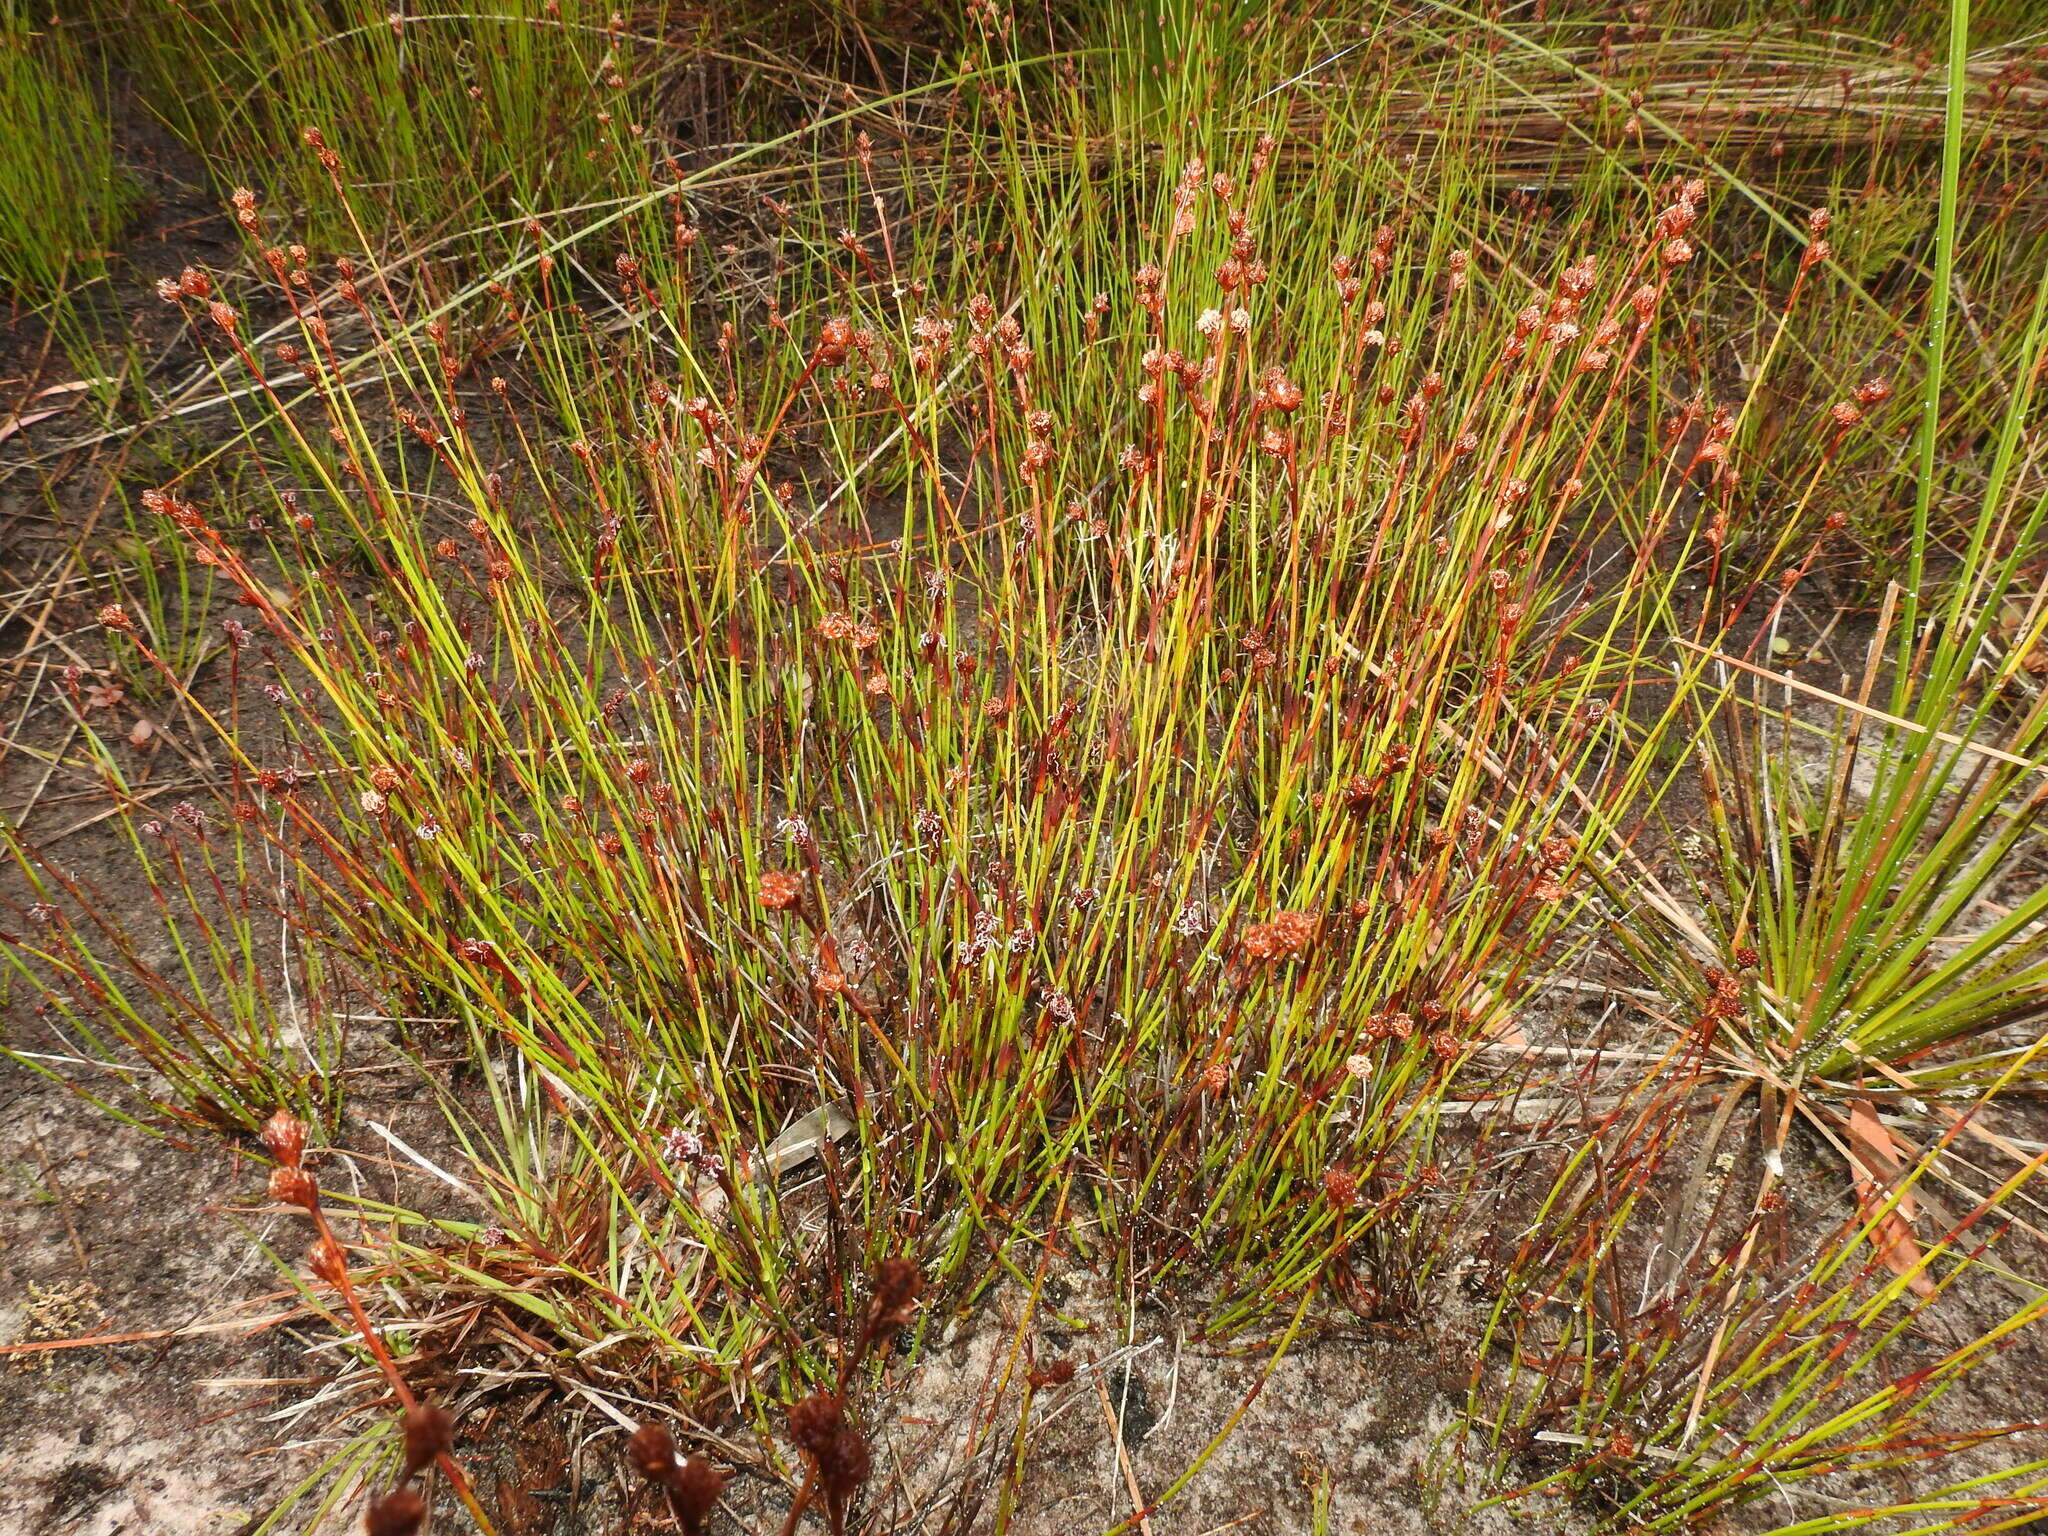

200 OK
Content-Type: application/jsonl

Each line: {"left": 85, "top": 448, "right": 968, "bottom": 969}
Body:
{"left": 668, "top": 1454, "right": 726, "bottom": 1536}
{"left": 1258, "top": 366, "right": 1304, "bottom": 412}
{"left": 1240, "top": 910, "right": 1316, "bottom": 962}
{"left": 308, "top": 1237, "right": 349, "bottom": 1283}
{"left": 628, "top": 1422, "right": 681, "bottom": 1486}
{"left": 1324, "top": 1167, "right": 1360, "bottom": 1208}
{"left": 816, "top": 316, "right": 856, "bottom": 366}
{"left": 401, "top": 1404, "right": 455, "bottom": 1479}
{"left": 866, "top": 1257, "right": 923, "bottom": 1345}
{"left": 364, "top": 1487, "right": 428, "bottom": 1536}
{"left": 262, "top": 1109, "right": 309, "bottom": 1167}
{"left": 268, "top": 1165, "right": 318, "bottom": 1210}
{"left": 788, "top": 1393, "right": 872, "bottom": 1510}
{"left": 787, "top": 1392, "right": 846, "bottom": 1457}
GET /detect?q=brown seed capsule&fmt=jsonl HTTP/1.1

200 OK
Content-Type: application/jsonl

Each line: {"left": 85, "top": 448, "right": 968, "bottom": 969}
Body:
{"left": 1029, "top": 1357, "right": 1077, "bottom": 1388}
{"left": 1240, "top": 910, "right": 1316, "bottom": 962}
{"left": 870, "top": 1257, "right": 922, "bottom": 1324}
{"left": 627, "top": 1422, "right": 679, "bottom": 1486}
{"left": 668, "top": 1453, "right": 726, "bottom": 1536}
{"left": 816, "top": 316, "right": 856, "bottom": 366}
{"left": 787, "top": 1393, "right": 845, "bottom": 1458}
{"left": 815, "top": 1421, "right": 871, "bottom": 1506}
{"left": 401, "top": 1403, "right": 455, "bottom": 1479}
{"left": 626, "top": 1424, "right": 725, "bottom": 1535}
{"left": 758, "top": 870, "right": 804, "bottom": 911}
{"left": 308, "top": 1237, "right": 349, "bottom": 1283}
{"left": 268, "top": 1165, "right": 319, "bottom": 1211}
{"left": 364, "top": 1487, "right": 427, "bottom": 1536}
{"left": 863, "top": 1257, "right": 922, "bottom": 1351}
{"left": 261, "top": 1109, "right": 308, "bottom": 1167}
{"left": 790, "top": 1396, "right": 871, "bottom": 1510}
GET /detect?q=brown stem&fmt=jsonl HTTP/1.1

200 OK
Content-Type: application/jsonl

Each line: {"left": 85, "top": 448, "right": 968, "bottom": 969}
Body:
{"left": 775, "top": 1461, "right": 819, "bottom": 1536}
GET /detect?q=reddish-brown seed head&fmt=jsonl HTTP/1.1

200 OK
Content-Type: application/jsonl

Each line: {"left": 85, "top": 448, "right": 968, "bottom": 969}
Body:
{"left": 400, "top": 1403, "right": 455, "bottom": 1479}
{"left": 669, "top": 1454, "right": 726, "bottom": 1536}
{"left": 364, "top": 1487, "right": 427, "bottom": 1536}
{"left": 261, "top": 1109, "right": 308, "bottom": 1167}
{"left": 867, "top": 1256, "right": 923, "bottom": 1340}
{"left": 268, "top": 1165, "right": 319, "bottom": 1211}
{"left": 816, "top": 316, "right": 856, "bottom": 366}
{"left": 758, "top": 870, "right": 804, "bottom": 911}
{"left": 308, "top": 1237, "right": 349, "bottom": 1284}
{"left": 787, "top": 1392, "right": 845, "bottom": 1457}
{"left": 626, "top": 1422, "right": 679, "bottom": 1486}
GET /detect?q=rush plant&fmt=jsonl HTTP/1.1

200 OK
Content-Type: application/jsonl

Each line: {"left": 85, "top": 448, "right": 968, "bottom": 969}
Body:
{"left": 4, "top": 0, "right": 2047, "bottom": 1531}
